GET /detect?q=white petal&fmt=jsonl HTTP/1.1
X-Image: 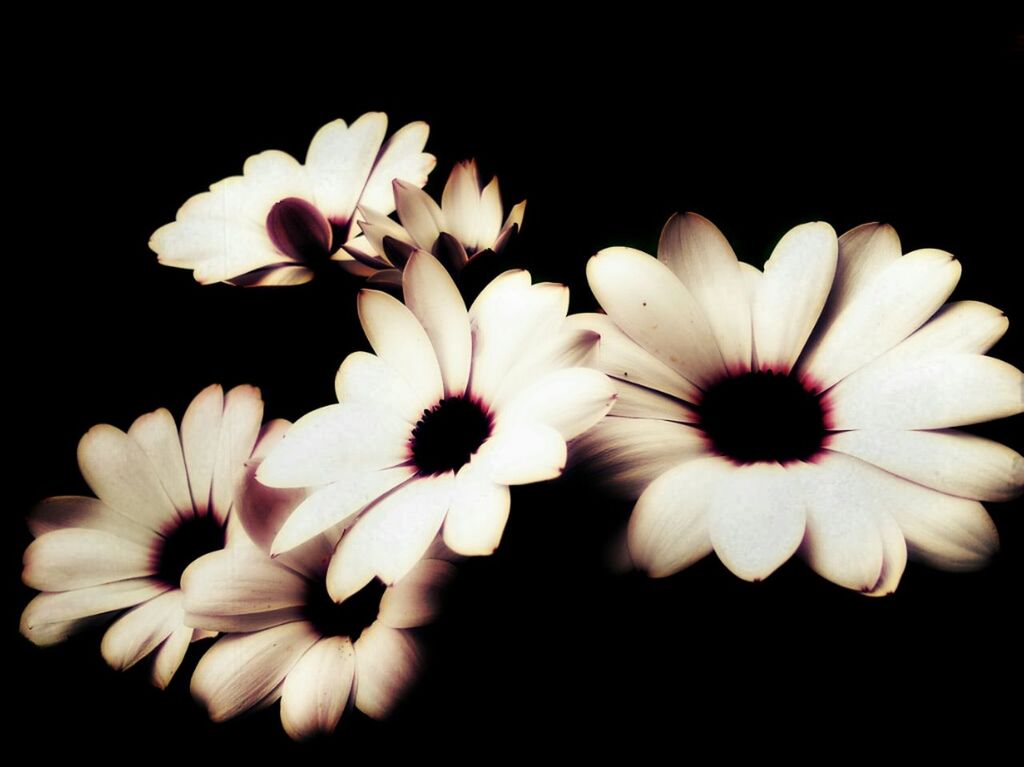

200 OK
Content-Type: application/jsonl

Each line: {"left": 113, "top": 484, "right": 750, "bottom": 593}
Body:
{"left": 827, "top": 354, "right": 1024, "bottom": 430}
{"left": 658, "top": 212, "right": 752, "bottom": 371}
{"left": 24, "top": 529, "right": 154, "bottom": 591}
{"left": 151, "top": 622, "right": 194, "bottom": 689}
{"left": 191, "top": 621, "right": 319, "bottom": 723}
{"left": 325, "top": 539, "right": 377, "bottom": 605}
{"left": 271, "top": 467, "right": 415, "bottom": 556}
{"left": 358, "top": 288, "right": 444, "bottom": 408}
{"left": 281, "top": 637, "right": 355, "bottom": 741}
{"left": 337, "top": 473, "right": 455, "bottom": 585}
{"left": 441, "top": 160, "right": 482, "bottom": 249}
{"left": 477, "top": 177, "right": 504, "bottom": 250}
{"left": 491, "top": 326, "right": 601, "bottom": 407}
{"left": 799, "top": 249, "right": 960, "bottom": 389}
{"left": 152, "top": 218, "right": 291, "bottom": 285}
{"left": 799, "top": 454, "right": 886, "bottom": 591}
{"left": 256, "top": 403, "right": 413, "bottom": 488}
{"left": 498, "top": 368, "right": 616, "bottom": 440}
{"left": 335, "top": 352, "right": 422, "bottom": 425}
{"left": 751, "top": 222, "right": 837, "bottom": 371}
{"left": 128, "top": 408, "right": 192, "bottom": 517}
{"left": 864, "top": 512, "right": 908, "bottom": 597}
{"left": 629, "top": 456, "right": 731, "bottom": 577}
{"left": 828, "top": 429, "right": 1024, "bottom": 502}
{"left": 211, "top": 384, "right": 264, "bottom": 524}
{"left": 825, "top": 222, "right": 902, "bottom": 322}
{"left": 27, "top": 496, "right": 154, "bottom": 547}
{"left": 78, "top": 424, "right": 178, "bottom": 532}
{"left": 181, "top": 548, "right": 307, "bottom": 620}
{"left": 394, "top": 180, "right": 446, "bottom": 250}
{"left": 101, "top": 590, "right": 183, "bottom": 671}
{"left": 353, "top": 622, "right": 421, "bottom": 719}
{"left": 403, "top": 251, "right": 472, "bottom": 396}
{"left": 305, "top": 113, "right": 387, "bottom": 222}
{"left": 229, "top": 265, "right": 313, "bottom": 287}
{"left": 476, "top": 422, "right": 566, "bottom": 486}
{"left": 359, "top": 121, "right": 435, "bottom": 216}
{"left": 587, "top": 247, "right": 725, "bottom": 386}
{"left": 442, "top": 464, "right": 511, "bottom": 556}
{"left": 356, "top": 205, "right": 415, "bottom": 256}
{"left": 874, "top": 300, "right": 1010, "bottom": 365}
{"left": 180, "top": 384, "right": 224, "bottom": 517}
{"left": 570, "top": 418, "right": 708, "bottom": 498}
{"left": 469, "top": 276, "right": 570, "bottom": 403}
{"left": 379, "top": 559, "right": 456, "bottom": 629}
{"left": 20, "top": 579, "right": 168, "bottom": 647}
{"left": 709, "top": 462, "right": 806, "bottom": 581}
{"left": 566, "top": 313, "right": 699, "bottom": 401}
{"left": 608, "top": 379, "right": 698, "bottom": 423}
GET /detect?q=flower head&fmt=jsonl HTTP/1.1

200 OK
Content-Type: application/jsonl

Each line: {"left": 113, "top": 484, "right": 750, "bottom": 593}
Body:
{"left": 256, "top": 250, "right": 615, "bottom": 599}
{"left": 184, "top": 421, "right": 453, "bottom": 740}
{"left": 575, "top": 213, "right": 1023, "bottom": 594}
{"left": 20, "top": 384, "right": 264, "bottom": 685}
{"left": 150, "top": 113, "right": 435, "bottom": 286}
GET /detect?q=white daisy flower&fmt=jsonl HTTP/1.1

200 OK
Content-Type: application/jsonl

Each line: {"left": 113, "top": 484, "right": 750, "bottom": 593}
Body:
{"left": 20, "top": 384, "right": 264, "bottom": 686}
{"left": 256, "top": 250, "right": 616, "bottom": 600}
{"left": 185, "top": 421, "right": 453, "bottom": 740}
{"left": 347, "top": 159, "right": 526, "bottom": 287}
{"left": 149, "top": 112, "right": 435, "bottom": 286}
{"left": 575, "top": 213, "right": 1023, "bottom": 595}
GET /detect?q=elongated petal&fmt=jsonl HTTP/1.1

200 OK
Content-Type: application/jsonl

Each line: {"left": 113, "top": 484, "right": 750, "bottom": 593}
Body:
{"left": 181, "top": 548, "right": 307, "bottom": 618}
{"left": 658, "top": 212, "right": 752, "bottom": 371}
{"left": 477, "top": 423, "right": 566, "bottom": 486}
{"left": 359, "top": 121, "right": 435, "bottom": 216}
{"left": 752, "top": 222, "right": 837, "bottom": 371}
{"left": 442, "top": 464, "right": 511, "bottom": 556}
{"left": 280, "top": 636, "right": 355, "bottom": 741}
{"left": 27, "top": 496, "right": 154, "bottom": 547}
{"left": 498, "top": 368, "right": 616, "bottom": 440}
{"left": 800, "top": 249, "right": 960, "bottom": 389}
{"left": 191, "top": 621, "right": 319, "bottom": 722}
{"left": 335, "top": 352, "right": 422, "bottom": 425}
{"left": 491, "top": 326, "right": 601, "bottom": 407}
{"left": 709, "top": 462, "right": 806, "bottom": 581}
{"left": 828, "top": 354, "right": 1023, "bottom": 430}
{"left": 570, "top": 418, "right": 708, "bottom": 497}
{"left": 128, "top": 408, "right": 192, "bottom": 517}
{"left": 101, "top": 590, "right": 183, "bottom": 671}
{"left": 211, "top": 384, "right": 263, "bottom": 523}
{"left": 394, "top": 180, "right": 445, "bottom": 250}
{"left": 828, "top": 429, "right": 1024, "bottom": 502}
{"left": 256, "top": 403, "right": 412, "bottom": 488}
{"left": 864, "top": 512, "right": 908, "bottom": 597}
{"left": 629, "top": 456, "right": 732, "bottom": 577}
{"left": 403, "top": 251, "right": 472, "bottom": 396}
{"left": 305, "top": 113, "right": 387, "bottom": 222}
{"left": 875, "top": 300, "right": 1009, "bottom": 364}
{"left": 566, "top": 313, "right": 699, "bottom": 401}
{"left": 180, "top": 384, "right": 224, "bottom": 517}
{"left": 78, "top": 424, "right": 178, "bottom": 532}
{"left": 24, "top": 529, "right": 154, "bottom": 591}
{"left": 477, "top": 177, "right": 504, "bottom": 250}
{"left": 151, "top": 622, "right": 193, "bottom": 689}
{"left": 357, "top": 288, "right": 443, "bottom": 409}
{"left": 609, "top": 379, "right": 698, "bottom": 422}
{"left": 271, "top": 467, "right": 415, "bottom": 556}
{"left": 824, "top": 222, "right": 902, "bottom": 322}
{"left": 354, "top": 622, "right": 421, "bottom": 719}
{"left": 441, "top": 160, "right": 482, "bottom": 248}
{"left": 587, "top": 247, "right": 725, "bottom": 386}
{"left": 379, "top": 559, "right": 456, "bottom": 629}
{"left": 20, "top": 579, "right": 168, "bottom": 646}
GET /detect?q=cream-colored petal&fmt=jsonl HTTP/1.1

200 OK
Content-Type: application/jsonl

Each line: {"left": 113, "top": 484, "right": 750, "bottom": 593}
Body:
{"left": 379, "top": 559, "right": 456, "bottom": 629}
{"left": 24, "top": 529, "right": 154, "bottom": 591}
{"left": 281, "top": 637, "right": 356, "bottom": 741}
{"left": 353, "top": 622, "right": 421, "bottom": 719}
{"left": 442, "top": 464, "right": 511, "bottom": 556}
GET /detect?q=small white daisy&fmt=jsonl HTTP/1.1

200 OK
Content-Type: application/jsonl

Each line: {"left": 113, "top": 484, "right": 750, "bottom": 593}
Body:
{"left": 346, "top": 159, "right": 526, "bottom": 287}
{"left": 150, "top": 112, "right": 435, "bottom": 286}
{"left": 256, "top": 250, "right": 616, "bottom": 600}
{"left": 20, "top": 384, "right": 264, "bottom": 686}
{"left": 185, "top": 421, "right": 453, "bottom": 740}
{"left": 575, "top": 213, "right": 1023, "bottom": 594}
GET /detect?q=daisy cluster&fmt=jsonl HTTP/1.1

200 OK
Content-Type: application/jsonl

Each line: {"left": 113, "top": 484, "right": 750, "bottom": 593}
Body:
{"left": 21, "top": 113, "right": 1023, "bottom": 740}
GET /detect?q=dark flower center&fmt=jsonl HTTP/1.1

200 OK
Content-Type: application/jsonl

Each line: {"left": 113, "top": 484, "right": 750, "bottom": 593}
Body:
{"left": 155, "top": 513, "right": 226, "bottom": 588}
{"left": 697, "top": 371, "right": 826, "bottom": 463}
{"left": 411, "top": 396, "right": 493, "bottom": 475}
{"left": 266, "top": 197, "right": 349, "bottom": 266}
{"left": 303, "top": 579, "right": 386, "bottom": 640}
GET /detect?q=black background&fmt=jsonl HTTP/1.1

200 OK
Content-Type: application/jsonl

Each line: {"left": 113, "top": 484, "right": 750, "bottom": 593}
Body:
{"left": 9, "top": 19, "right": 1021, "bottom": 760}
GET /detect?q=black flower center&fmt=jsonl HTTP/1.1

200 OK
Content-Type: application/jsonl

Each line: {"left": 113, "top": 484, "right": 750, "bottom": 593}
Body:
{"left": 303, "top": 579, "right": 386, "bottom": 640}
{"left": 155, "top": 513, "right": 226, "bottom": 588}
{"left": 697, "top": 371, "right": 826, "bottom": 464}
{"left": 411, "top": 396, "right": 493, "bottom": 475}
{"left": 266, "top": 197, "right": 349, "bottom": 267}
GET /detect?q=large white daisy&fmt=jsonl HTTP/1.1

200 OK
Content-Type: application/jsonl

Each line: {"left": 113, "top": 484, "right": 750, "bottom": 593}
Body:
{"left": 150, "top": 112, "right": 435, "bottom": 286}
{"left": 574, "top": 213, "right": 1023, "bottom": 594}
{"left": 185, "top": 421, "right": 453, "bottom": 740}
{"left": 256, "top": 250, "right": 616, "bottom": 600}
{"left": 347, "top": 159, "right": 527, "bottom": 288}
{"left": 20, "top": 384, "right": 264, "bottom": 686}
